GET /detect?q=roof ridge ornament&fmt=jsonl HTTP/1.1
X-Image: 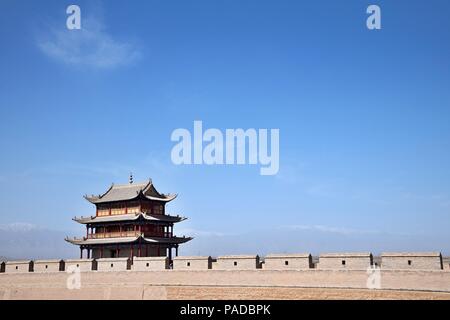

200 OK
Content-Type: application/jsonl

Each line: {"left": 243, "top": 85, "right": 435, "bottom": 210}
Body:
{"left": 129, "top": 172, "right": 133, "bottom": 184}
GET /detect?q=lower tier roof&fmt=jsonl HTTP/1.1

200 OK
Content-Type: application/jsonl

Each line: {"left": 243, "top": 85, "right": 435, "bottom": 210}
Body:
{"left": 73, "top": 212, "right": 186, "bottom": 224}
{"left": 65, "top": 235, "right": 192, "bottom": 246}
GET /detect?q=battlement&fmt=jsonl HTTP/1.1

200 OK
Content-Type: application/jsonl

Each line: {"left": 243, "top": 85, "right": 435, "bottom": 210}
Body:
{"left": 0, "top": 251, "right": 447, "bottom": 273}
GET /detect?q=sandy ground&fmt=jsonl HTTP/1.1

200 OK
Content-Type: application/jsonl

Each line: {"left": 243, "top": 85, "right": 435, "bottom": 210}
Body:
{"left": 164, "top": 286, "right": 450, "bottom": 300}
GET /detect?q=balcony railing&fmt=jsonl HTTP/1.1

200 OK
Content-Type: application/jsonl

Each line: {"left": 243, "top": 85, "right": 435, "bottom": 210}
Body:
{"left": 87, "top": 231, "right": 173, "bottom": 239}
{"left": 87, "top": 231, "right": 142, "bottom": 239}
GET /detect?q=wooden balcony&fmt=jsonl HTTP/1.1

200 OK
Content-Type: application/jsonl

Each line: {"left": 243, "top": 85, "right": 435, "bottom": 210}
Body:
{"left": 86, "top": 231, "right": 173, "bottom": 239}
{"left": 87, "top": 231, "right": 142, "bottom": 239}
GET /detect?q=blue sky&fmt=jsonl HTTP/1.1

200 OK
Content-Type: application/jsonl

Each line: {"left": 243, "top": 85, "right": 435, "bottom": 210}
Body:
{"left": 0, "top": 0, "right": 450, "bottom": 258}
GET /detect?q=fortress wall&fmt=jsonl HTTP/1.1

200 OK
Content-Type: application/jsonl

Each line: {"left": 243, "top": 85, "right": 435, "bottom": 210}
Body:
{"left": 96, "top": 258, "right": 130, "bottom": 272}
{"left": 318, "top": 253, "right": 372, "bottom": 270}
{"left": 215, "top": 255, "right": 260, "bottom": 270}
{"left": 5, "top": 261, "right": 33, "bottom": 273}
{"left": 92, "top": 247, "right": 164, "bottom": 259}
{"left": 1, "top": 269, "right": 450, "bottom": 300}
{"left": 263, "top": 254, "right": 312, "bottom": 270}
{"left": 443, "top": 259, "right": 450, "bottom": 271}
{"left": 65, "top": 259, "right": 94, "bottom": 272}
{"left": 381, "top": 253, "right": 442, "bottom": 270}
{"left": 33, "top": 260, "right": 64, "bottom": 273}
{"left": 132, "top": 257, "right": 169, "bottom": 271}
{"left": 0, "top": 253, "right": 447, "bottom": 275}
{"left": 173, "top": 256, "right": 212, "bottom": 270}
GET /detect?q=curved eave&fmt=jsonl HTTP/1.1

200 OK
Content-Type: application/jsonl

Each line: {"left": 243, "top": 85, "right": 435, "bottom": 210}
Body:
{"left": 84, "top": 186, "right": 177, "bottom": 205}
{"left": 65, "top": 236, "right": 140, "bottom": 245}
{"left": 72, "top": 213, "right": 186, "bottom": 224}
{"left": 143, "top": 236, "right": 193, "bottom": 244}
{"left": 65, "top": 235, "right": 193, "bottom": 246}
{"left": 144, "top": 193, "right": 177, "bottom": 202}
{"left": 84, "top": 195, "right": 100, "bottom": 204}
{"left": 145, "top": 213, "right": 186, "bottom": 223}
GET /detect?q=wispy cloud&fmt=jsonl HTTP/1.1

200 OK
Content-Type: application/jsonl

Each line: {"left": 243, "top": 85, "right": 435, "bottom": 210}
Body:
{"left": 280, "top": 224, "right": 380, "bottom": 236}
{"left": 0, "top": 222, "right": 41, "bottom": 232}
{"left": 37, "top": 14, "right": 141, "bottom": 69}
{"left": 176, "top": 227, "right": 230, "bottom": 237}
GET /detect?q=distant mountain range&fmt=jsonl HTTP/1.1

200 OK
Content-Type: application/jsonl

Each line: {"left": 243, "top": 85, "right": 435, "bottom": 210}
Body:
{"left": 0, "top": 222, "right": 449, "bottom": 260}
{"left": 0, "top": 223, "right": 77, "bottom": 260}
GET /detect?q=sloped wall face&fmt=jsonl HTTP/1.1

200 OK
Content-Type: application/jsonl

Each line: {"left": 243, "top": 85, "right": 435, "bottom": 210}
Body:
{"left": 318, "top": 257, "right": 372, "bottom": 270}
{"left": 443, "top": 260, "right": 450, "bottom": 271}
{"left": 215, "top": 258, "right": 259, "bottom": 270}
{"left": 33, "top": 261, "right": 63, "bottom": 273}
{"left": 173, "top": 258, "right": 211, "bottom": 270}
{"left": 65, "top": 260, "right": 94, "bottom": 272}
{"left": 132, "top": 258, "right": 169, "bottom": 271}
{"left": 264, "top": 257, "right": 312, "bottom": 270}
{"left": 96, "top": 258, "right": 130, "bottom": 272}
{"left": 5, "top": 262, "right": 32, "bottom": 273}
{"left": 382, "top": 256, "right": 442, "bottom": 270}
{"left": 2, "top": 270, "right": 450, "bottom": 299}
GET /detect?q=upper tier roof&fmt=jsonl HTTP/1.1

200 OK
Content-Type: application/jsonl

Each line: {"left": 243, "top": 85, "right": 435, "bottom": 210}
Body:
{"left": 84, "top": 179, "right": 177, "bottom": 204}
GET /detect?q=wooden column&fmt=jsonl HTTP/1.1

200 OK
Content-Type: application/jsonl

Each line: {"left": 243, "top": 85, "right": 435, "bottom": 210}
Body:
{"left": 138, "top": 239, "right": 142, "bottom": 257}
{"left": 80, "top": 247, "right": 83, "bottom": 259}
{"left": 100, "top": 247, "right": 104, "bottom": 258}
{"left": 87, "top": 248, "right": 90, "bottom": 259}
{"left": 175, "top": 245, "right": 179, "bottom": 257}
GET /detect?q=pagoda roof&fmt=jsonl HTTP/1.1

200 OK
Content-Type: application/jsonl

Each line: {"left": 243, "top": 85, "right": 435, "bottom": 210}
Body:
{"left": 73, "top": 212, "right": 186, "bottom": 224}
{"left": 84, "top": 179, "right": 177, "bottom": 204}
{"left": 65, "top": 235, "right": 193, "bottom": 246}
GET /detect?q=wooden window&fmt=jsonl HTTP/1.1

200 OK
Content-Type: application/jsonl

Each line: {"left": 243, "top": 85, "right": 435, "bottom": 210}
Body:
{"left": 285, "top": 261, "right": 289, "bottom": 266}
{"left": 97, "top": 209, "right": 109, "bottom": 217}
{"left": 408, "top": 260, "right": 412, "bottom": 266}
{"left": 234, "top": 261, "right": 237, "bottom": 266}
{"left": 187, "top": 262, "right": 191, "bottom": 267}
{"left": 111, "top": 208, "right": 126, "bottom": 215}
{"left": 127, "top": 206, "right": 140, "bottom": 214}
{"left": 342, "top": 260, "right": 346, "bottom": 265}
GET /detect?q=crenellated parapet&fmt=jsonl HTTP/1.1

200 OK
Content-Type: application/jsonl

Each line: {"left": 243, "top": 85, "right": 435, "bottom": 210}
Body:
{"left": 0, "top": 252, "right": 447, "bottom": 274}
